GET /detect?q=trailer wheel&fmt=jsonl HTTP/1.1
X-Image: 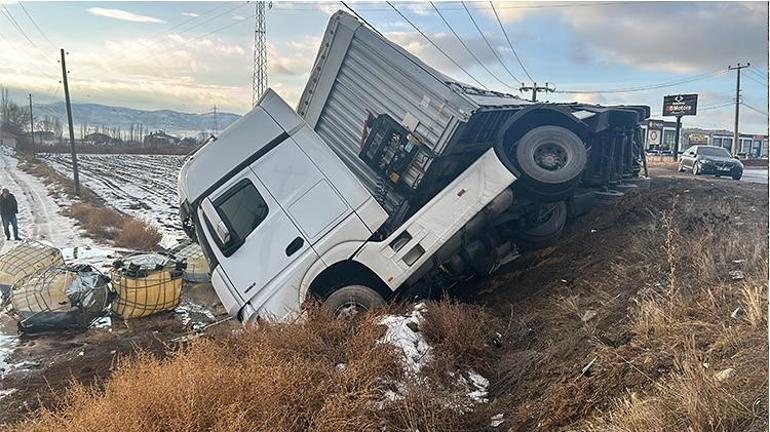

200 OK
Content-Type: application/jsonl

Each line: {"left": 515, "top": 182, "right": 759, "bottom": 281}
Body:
{"left": 324, "top": 285, "right": 385, "bottom": 318}
{"left": 516, "top": 125, "right": 586, "bottom": 181}
{"left": 516, "top": 201, "right": 567, "bottom": 250}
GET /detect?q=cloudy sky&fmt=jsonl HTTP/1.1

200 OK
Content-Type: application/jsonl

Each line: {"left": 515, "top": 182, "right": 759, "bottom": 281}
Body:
{"left": 0, "top": 1, "right": 767, "bottom": 133}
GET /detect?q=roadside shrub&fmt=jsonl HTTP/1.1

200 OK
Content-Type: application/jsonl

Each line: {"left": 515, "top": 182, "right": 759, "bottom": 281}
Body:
{"left": 68, "top": 203, "right": 127, "bottom": 240}
{"left": 116, "top": 219, "right": 162, "bottom": 250}
{"left": 67, "top": 203, "right": 161, "bottom": 250}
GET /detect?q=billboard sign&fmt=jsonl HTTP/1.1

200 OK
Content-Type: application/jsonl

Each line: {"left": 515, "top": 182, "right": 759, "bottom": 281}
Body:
{"left": 663, "top": 94, "right": 698, "bottom": 117}
{"left": 648, "top": 120, "right": 665, "bottom": 130}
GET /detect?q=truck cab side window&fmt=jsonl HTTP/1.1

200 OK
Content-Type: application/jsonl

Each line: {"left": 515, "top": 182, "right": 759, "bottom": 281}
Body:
{"left": 214, "top": 180, "right": 268, "bottom": 250}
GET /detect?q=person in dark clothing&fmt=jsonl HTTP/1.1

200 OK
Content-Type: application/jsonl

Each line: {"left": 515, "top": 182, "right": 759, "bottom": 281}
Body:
{"left": 0, "top": 188, "right": 20, "bottom": 241}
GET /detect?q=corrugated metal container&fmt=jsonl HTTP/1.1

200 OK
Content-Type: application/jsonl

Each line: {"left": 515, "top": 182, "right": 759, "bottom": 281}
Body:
{"left": 297, "top": 11, "right": 530, "bottom": 210}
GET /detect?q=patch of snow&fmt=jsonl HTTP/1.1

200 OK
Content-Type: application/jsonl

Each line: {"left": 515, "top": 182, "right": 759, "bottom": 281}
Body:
{"left": 378, "top": 303, "right": 431, "bottom": 375}
{"left": 0, "top": 332, "right": 17, "bottom": 378}
{"left": 90, "top": 316, "right": 112, "bottom": 329}
{"left": 40, "top": 153, "right": 186, "bottom": 245}
{"left": 175, "top": 301, "right": 217, "bottom": 332}
{"left": 377, "top": 304, "right": 490, "bottom": 411}
{"left": 465, "top": 371, "right": 489, "bottom": 403}
{"left": 0, "top": 388, "right": 17, "bottom": 400}
{"left": 0, "top": 149, "right": 94, "bottom": 255}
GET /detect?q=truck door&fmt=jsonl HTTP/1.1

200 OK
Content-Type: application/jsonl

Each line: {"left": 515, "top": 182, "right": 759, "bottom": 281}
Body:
{"left": 203, "top": 168, "right": 314, "bottom": 302}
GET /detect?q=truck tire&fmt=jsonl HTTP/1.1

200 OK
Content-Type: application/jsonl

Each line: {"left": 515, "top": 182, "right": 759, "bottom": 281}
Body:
{"left": 593, "top": 190, "right": 624, "bottom": 207}
{"left": 324, "top": 285, "right": 385, "bottom": 317}
{"left": 515, "top": 201, "right": 567, "bottom": 250}
{"left": 510, "top": 126, "right": 587, "bottom": 202}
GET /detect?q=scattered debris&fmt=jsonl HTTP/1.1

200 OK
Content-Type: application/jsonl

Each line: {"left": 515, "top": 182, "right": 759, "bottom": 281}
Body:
{"left": 168, "top": 240, "right": 210, "bottom": 283}
{"left": 728, "top": 270, "right": 745, "bottom": 281}
{"left": 110, "top": 253, "right": 184, "bottom": 319}
{"left": 0, "top": 241, "right": 65, "bottom": 304}
{"left": 581, "top": 356, "right": 597, "bottom": 376}
{"left": 731, "top": 307, "right": 743, "bottom": 319}
{"left": 714, "top": 368, "right": 736, "bottom": 382}
{"left": 9, "top": 265, "right": 110, "bottom": 333}
{"left": 581, "top": 309, "right": 598, "bottom": 323}
{"left": 490, "top": 413, "right": 505, "bottom": 428}
{"left": 590, "top": 229, "right": 597, "bottom": 233}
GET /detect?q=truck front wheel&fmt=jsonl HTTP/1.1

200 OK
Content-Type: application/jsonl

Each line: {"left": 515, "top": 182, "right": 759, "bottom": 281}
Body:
{"left": 324, "top": 285, "right": 385, "bottom": 317}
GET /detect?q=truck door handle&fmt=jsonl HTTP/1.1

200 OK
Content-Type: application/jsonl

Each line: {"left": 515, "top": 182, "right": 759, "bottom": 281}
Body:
{"left": 285, "top": 237, "right": 304, "bottom": 256}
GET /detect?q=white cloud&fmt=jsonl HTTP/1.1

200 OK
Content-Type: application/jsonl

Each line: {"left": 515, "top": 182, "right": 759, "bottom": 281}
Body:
{"left": 181, "top": 12, "right": 199, "bottom": 18}
{"left": 555, "top": 2, "right": 768, "bottom": 74}
{"left": 232, "top": 14, "right": 246, "bottom": 21}
{"left": 86, "top": 8, "right": 166, "bottom": 24}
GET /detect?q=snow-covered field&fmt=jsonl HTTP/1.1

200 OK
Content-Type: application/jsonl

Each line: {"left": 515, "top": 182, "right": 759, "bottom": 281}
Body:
{"left": 41, "top": 153, "right": 186, "bottom": 244}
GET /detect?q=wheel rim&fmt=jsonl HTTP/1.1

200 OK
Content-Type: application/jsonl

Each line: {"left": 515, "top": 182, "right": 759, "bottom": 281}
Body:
{"left": 533, "top": 143, "right": 568, "bottom": 171}
{"left": 530, "top": 203, "right": 557, "bottom": 226}
{"left": 335, "top": 302, "right": 367, "bottom": 319}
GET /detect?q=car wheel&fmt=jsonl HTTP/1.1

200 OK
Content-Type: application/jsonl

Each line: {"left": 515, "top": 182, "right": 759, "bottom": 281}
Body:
{"left": 324, "top": 285, "right": 385, "bottom": 318}
{"left": 692, "top": 162, "right": 700, "bottom": 175}
{"left": 731, "top": 170, "right": 742, "bottom": 180}
{"left": 515, "top": 201, "right": 567, "bottom": 250}
{"left": 678, "top": 162, "right": 685, "bottom": 172}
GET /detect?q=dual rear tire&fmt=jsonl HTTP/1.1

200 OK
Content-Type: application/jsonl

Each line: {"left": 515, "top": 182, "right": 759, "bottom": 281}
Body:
{"left": 499, "top": 125, "right": 588, "bottom": 202}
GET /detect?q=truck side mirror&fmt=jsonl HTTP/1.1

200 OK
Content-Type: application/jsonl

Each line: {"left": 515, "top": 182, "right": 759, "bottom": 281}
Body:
{"left": 215, "top": 220, "right": 231, "bottom": 245}
{"left": 201, "top": 198, "right": 231, "bottom": 246}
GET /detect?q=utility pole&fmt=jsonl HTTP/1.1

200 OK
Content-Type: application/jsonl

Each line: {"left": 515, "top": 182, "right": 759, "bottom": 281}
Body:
{"left": 728, "top": 62, "right": 750, "bottom": 156}
{"left": 28, "top": 94, "right": 35, "bottom": 152}
{"left": 212, "top": 105, "right": 218, "bottom": 135}
{"left": 519, "top": 82, "right": 555, "bottom": 102}
{"left": 60, "top": 48, "right": 80, "bottom": 196}
{"left": 252, "top": 2, "right": 271, "bottom": 106}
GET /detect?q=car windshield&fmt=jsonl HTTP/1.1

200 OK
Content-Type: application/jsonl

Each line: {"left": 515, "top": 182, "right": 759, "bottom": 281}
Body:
{"left": 698, "top": 147, "right": 731, "bottom": 158}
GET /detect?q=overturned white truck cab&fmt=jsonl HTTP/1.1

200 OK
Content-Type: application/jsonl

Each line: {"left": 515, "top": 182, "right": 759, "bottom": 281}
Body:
{"left": 178, "top": 11, "right": 649, "bottom": 322}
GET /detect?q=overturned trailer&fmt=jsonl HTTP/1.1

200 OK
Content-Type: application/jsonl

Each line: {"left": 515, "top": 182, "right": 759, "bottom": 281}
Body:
{"left": 298, "top": 11, "right": 648, "bottom": 234}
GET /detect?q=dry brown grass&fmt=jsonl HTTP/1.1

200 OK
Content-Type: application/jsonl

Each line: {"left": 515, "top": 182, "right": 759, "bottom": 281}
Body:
{"left": 13, "top": 302, "right": 502, "bottom": 432}
{"left": 66, "top": 203, "right": 161, "bottom": 250}
{"left": 578, "top": 187, "right": 768, "bottom": 431}
{"left": 116, "top": 218, "right": 163, "bottom": 250}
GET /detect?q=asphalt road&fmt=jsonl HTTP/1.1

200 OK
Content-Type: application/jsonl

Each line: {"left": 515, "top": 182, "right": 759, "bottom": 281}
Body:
{"left": 740, "top": 169, "right": 769, "bottom": 185}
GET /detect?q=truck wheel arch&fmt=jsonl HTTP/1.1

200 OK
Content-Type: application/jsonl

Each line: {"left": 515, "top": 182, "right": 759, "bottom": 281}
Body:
{"left": 305, "top": 260, "right": 391, "bottom": 303}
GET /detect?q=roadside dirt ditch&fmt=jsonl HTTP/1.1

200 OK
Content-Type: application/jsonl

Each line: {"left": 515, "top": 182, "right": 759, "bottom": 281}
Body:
{"left": 1, "top": 165, "right": 767, "bottom": 431}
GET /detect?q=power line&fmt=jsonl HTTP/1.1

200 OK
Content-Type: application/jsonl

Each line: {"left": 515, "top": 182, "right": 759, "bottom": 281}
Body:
{"left": 461, "top": 2, "right": 520, "bottom": 83}
{"left": 429, "top": 2, "right": 516, "bottom": 91}
{"left": 1, "top": 4, "right": 38, "bottom": 48}
{"left": 699, "top": 101, "right": 737, "bottom": 112}
{"left": 385, "top": 1, "right": 488, "bottom": 89}
{"left": 276, "top": 2, "right": 629, "bottom": 11}
{"left": 741, "top": 102, "right": 768, "bottom": 116}
{"left": 744, "top": 73, "right": 768, "bottom": 88}
{"left": 489, "top": 1, "right": 533, "bottom": 83}
{"left": 340, "top": 1, "right": 385, "bottom": 37}
{"left": 555, "top": 69, "right": 727, "bottom": 94}
{"left": 18, "top": 2, "right": 56, "bottom": 50}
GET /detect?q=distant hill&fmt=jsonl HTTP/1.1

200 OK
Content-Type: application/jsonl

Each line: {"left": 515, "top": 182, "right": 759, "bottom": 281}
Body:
{"left": 34, "top": 102, "right": 241, "bottom": 137}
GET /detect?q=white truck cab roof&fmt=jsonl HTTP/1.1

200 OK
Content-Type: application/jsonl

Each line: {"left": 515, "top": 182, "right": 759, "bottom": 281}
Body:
{"left": 179, "top": 90, "right": 305, "bottom": 206}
